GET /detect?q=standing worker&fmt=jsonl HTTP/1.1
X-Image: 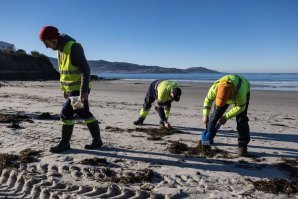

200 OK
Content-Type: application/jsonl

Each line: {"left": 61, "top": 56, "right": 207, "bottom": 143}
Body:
{"left": 39, "top": 26, "right": 103, "bottom": 153}
{"left": 133, "top": 80, "right": 182, "bottom": 129}
{"left": 202, "top": 74, "right": 250, "bottom": 157}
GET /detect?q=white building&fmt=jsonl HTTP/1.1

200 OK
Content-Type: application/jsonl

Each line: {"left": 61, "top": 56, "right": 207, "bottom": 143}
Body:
{"left": 0, "top": 41, "right": 15, "bottom": 51}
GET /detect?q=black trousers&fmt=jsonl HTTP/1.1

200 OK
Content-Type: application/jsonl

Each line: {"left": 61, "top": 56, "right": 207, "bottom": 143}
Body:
{"left": 60, "top": 90, "right": 94, "bottom": 122}
{"left": 142, "top": 80, "right": 159, "bottom": 110}
{"left": 207, "top": 93, "right": 250, "bottom": 147}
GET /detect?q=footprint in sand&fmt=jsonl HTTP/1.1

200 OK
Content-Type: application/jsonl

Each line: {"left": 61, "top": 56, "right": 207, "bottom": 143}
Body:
{"left": 0, "top": 163, "right": 165, "bottom": 199}
{"left": 158, "top": 174, "right": 201, "bottom": 189}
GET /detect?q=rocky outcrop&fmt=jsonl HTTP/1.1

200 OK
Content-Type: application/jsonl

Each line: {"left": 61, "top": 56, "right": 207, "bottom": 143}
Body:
{"left": 0, "top": 50, "right": 59, "bottom": 80}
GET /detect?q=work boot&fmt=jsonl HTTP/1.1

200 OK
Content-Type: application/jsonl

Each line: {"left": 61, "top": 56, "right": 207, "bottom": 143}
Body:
{"left": 133, "top": 118, "right": 144, "bottom": 125}
{"left": 50, "top": 125, "right": 74, "bottom": 153}
{"left": 238, "top": 146, "right": 248, "bottom": 157}
{"left": 159, "top": 120, "right": 164, "bottom": 128}
{"left": 85, "top": 121, "right": 103, "bottom": 149}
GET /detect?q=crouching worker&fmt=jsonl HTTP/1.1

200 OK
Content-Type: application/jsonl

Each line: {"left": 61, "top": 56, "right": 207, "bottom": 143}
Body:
{"left": 134, "top": 80, "right": 181, "bottom": 129}
{"left": 202, "top": 75, "right": 250, "bottom": 157}
{"left": 39, "top": 26, "right": 103, "bottom": 153}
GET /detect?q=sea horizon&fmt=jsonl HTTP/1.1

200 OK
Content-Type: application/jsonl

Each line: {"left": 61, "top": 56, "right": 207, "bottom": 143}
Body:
{"left": 96, "top": 72, "right": 298, "bottom": 92}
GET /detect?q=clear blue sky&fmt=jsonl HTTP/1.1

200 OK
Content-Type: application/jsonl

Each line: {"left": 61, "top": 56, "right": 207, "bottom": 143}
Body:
{"left": 1, "top": 0, "right": 297, "bottom": 73}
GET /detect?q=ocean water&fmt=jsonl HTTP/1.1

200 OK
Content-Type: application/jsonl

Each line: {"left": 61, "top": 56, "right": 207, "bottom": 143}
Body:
{"left": 97, "top": 73, "right": 298, "bottom": 92}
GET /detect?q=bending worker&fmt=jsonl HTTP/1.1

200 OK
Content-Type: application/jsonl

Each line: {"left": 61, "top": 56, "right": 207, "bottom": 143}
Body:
{"left": 202, "top": 74, "right": 250, "bottom": 157}
{"left": 39, "top": 26, "right": 103, "bottom": 153}
{"left": 134, "top": 80, "right": 182, "bottom": 129}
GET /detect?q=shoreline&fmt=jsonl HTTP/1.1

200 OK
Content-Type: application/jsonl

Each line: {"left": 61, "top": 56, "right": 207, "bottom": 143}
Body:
{"left": 2, "top": 78, "right": 298, "bottom": 91}
{"left": 95, "top": 72, "right": 298, "bottom": 92}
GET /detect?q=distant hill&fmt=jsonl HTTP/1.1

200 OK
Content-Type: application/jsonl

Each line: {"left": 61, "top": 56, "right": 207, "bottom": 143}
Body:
{"left": 0, "top": 50, "right": 59, "bottom": 80}
{"left": 49, "top": 58, "right": 219, "bottom": 74}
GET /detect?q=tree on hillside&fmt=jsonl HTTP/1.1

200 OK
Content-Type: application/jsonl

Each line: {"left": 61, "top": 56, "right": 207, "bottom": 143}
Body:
{"left": 16, "top": 49, "right": 26, "bottom": 55}
{"left": 31, "top": 50, "right": 40, "bottom": 57}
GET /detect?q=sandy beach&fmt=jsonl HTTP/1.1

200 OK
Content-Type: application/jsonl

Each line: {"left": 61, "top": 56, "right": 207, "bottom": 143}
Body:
{"left": 0, "top": 80, "right": 297, "bottom": 199}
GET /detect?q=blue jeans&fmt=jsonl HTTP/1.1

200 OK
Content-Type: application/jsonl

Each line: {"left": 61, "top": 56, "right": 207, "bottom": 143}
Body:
{"left": 207, "top": 93, "right": 250, "bottom": 147}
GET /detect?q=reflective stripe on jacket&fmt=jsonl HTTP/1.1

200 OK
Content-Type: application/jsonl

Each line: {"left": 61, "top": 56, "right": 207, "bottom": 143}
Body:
{"left": 58, "top": 41, "right": 91, "bottom": 92}
{"left": 203, "top": 75, "right": 250, "bottom": 119}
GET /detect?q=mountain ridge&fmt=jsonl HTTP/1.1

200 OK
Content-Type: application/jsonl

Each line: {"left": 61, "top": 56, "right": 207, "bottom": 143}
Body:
{"left": 49, "top": 57, "right": 220, "bottom": 74}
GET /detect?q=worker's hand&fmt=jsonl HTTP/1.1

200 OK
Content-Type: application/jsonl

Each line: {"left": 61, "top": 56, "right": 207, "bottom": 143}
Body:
{"left": 63, "top": 91, "right": 68, "bottom": 99}
{"left": 218, "top": 117, "right": 227, "bottom": 125}
{"left": 203, "top": 116, "right": 209, "bottom": 125}
{"left": 80, "top": 92, "right": 89, "bottom": 103}
{"left": 163, "top": 121, "right": 172, "bottom": 130}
